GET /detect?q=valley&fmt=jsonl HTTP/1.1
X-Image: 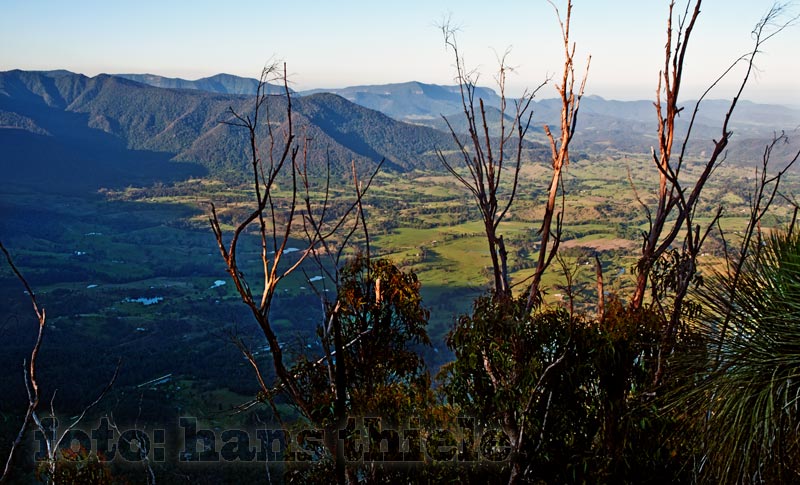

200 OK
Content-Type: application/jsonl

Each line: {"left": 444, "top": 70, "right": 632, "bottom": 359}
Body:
{"left": 2, "top": 150, "right": 797, "bottom": 424}
{"left": 2, "top": 68, "right": 800, "bottom": 481}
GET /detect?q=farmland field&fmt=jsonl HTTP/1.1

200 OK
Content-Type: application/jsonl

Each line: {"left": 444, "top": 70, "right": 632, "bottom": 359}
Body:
{"left": 1, "top": 151, "right": 798, "bottom": 427}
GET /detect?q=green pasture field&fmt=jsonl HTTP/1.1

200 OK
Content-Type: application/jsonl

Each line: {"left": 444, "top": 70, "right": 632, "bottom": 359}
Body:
{"left": 2, "top": 152, "right": 798, "bottom": 423}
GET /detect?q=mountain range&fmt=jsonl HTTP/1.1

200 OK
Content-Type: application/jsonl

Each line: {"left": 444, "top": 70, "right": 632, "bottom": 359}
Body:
{"left": 0, "top": 70, "right": 476, "bottom": 192}
{"left": 2, "top": 69, "right": 798, "bottom": 193}
{"left": 113, "top": 72, "right": 800, "bottom": 136}
{"left": 116, "top": 72, "right": 290, "bottom": 96}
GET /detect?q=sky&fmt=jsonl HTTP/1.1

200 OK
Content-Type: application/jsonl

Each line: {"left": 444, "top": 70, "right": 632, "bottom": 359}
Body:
{"left": 1, "top": 1, "right": 798, "bottom": 104}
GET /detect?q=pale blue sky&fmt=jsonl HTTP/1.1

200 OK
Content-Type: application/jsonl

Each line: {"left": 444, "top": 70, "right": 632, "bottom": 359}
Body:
{"left": 1, "top": 1, "right": 797, "bottom": 103}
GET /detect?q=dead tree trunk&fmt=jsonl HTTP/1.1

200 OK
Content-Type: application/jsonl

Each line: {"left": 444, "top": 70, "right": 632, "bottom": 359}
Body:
{"left": 627, "top": 0, "right": 795, "bottom": 386}
{"left": 526, "top": 0, "right": 590, "bottom": 311}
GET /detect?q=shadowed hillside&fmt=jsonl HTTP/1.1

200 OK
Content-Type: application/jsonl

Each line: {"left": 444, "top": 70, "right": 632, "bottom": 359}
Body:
{"left": 0, "top": 70, "right": 483, "bottom": 192}
{"left": 300, "top": 81, "right": 502, "bottom": 121}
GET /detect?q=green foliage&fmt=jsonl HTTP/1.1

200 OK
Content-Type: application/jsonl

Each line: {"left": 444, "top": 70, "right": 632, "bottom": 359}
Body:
{"left": 439, "top": 291, "right": 699, "bottom": 483}
{"left": 36, "top": 446, "right": 114, "bottom": 485}
{"left": 288, "top": 256, "right": 445, "bottom": 483}
{"left": 440, "top": 293, "right": 602, "bottom": 482}
{"left": 294, "top": 255, "right": 433, "bottom": 426}
{"left": 336, "top": 255, "right": 431, "bottom": 413}
{"left": 673, "top": 228, "right": 800, "bottom": 483}
{"left": 595, "top": 298, "right": 693, "bottom": 482}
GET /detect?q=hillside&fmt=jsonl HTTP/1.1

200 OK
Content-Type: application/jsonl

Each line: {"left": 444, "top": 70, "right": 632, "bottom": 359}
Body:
{"left": 295, "top": 81, "right": 800, "bottom": 164}
{"left": 92, "top": 72, "right": 800, "bottom": 164}
{"left": 3, "top": 70, "right": 797, "bottom": 196}
{"left": 300, "top": 81, "right": 503, "bottom": 121}
{"left": 0, "top": 70, "right": 471, "bottom": 192}
{"left": 98, "top": 73, "right": 800, "bottom": 144}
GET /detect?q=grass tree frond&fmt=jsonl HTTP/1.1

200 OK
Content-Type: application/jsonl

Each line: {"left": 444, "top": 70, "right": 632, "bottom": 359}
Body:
{"left": 674, "top": 228, "right": 800, "bottom": 482}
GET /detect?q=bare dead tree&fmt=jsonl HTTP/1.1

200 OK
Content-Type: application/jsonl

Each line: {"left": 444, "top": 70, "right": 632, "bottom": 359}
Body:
{"left": 208, "top": 64, "right": 319, "bottom": 421}
{"left": 527, "top": 0, "right": 590, "bottom": 310}
{"left": 625, "top": 0, "right": 797, "bottom": 385}
{"left": 208, "top": 63, "right": 338, "bottom": 481}
{"left": 438, "top": 2, "right": 589, "bottom": 308}
{"left": 209, "top": 63, "right": 387, "bottom": 485}
{"left": 106, "top": 395, "right": 157, "bottom": 485}
{"left": 437, "top": 24, "right": 542, "bottom": 299}
{"left": 1, "top": 241, "right": 45, "bottom": 484}
{"left": 1, "top": 242, "right": 119, "bottom": 484}
{"left": 34, "top": 362, "right": 120, "bottom": 483}
{"left": 438, "top": 1, "right": 588, "bottom": 310}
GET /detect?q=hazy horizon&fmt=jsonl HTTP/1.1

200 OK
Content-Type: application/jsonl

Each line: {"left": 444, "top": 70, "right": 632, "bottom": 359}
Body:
{"left": 2, "top": 1, "right": 798, "bottom": 104}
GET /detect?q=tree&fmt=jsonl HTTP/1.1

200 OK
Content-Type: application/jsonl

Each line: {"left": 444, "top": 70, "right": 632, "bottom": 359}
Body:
{"left": 629, "top": 1, "right": 796, "bottom": 386}
{"left": 0, "top": 241, "right": 45, "bottom": 484}
{"left": 437, "top": 0, "right": 588, "bottom": 306}
{"left": 327, "top": 255, "right": 431, "bottom": 424}
{"left": 0, "top": 242, "right": 119, "bottom": 485}
{"left": 438, "top": 2, "right": 590, "bottom": 483}
{"left": 210, "top": 64, "right": 438, "bottom": 484}
{"left": 526, "top": 0, "right": 589, "bottom": 309}
{"left": 441, "top": 295, "right": 600, "bottom": 483}
{"left": 210, "top": 63, "right": 347, "bottom": 483}
{"left": 440, "top": 0, "right": 797, "bottom": 482}
{"left": 437, "top": 24, "right": 540, "bottom": 298}
{"left": 287, "top": 255, "right": 435, "bottom": 484}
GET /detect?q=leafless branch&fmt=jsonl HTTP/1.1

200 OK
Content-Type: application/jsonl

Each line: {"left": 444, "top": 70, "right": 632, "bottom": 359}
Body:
{"left": 438, "top": 19, "right": 546, "bottom": 299}
{"left": 0, "top": 241, "right": 45, "bottom": 484}
{"left": 632, "top": 1, "right": 795, "bottom": 314}
{"left": 527, "top": 0, "right": 590, "bottom": 310}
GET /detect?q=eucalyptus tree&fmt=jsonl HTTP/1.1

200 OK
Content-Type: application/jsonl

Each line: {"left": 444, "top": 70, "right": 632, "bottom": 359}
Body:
{"left": 439, "top": 0, "right": 798, "bottom": 482}
{"left": 209, "top": 64, "right": 440, "bottom": 485}
{"left": 438, "top": 2, "right": 592, "bottom": 483}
